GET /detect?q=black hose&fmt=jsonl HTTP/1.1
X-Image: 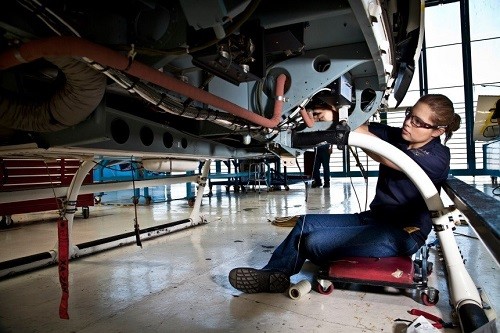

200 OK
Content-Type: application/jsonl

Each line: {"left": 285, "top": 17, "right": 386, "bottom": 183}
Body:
{"left": 458, "top": 303, "right": 490, "bottom": 333}
{"left": 292, "top": 127, "right": 350, "bottom": 149}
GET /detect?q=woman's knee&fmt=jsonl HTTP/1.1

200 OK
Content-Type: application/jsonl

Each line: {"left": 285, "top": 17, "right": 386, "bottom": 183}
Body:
{"left": 300, "top": 233, "right": 331, "bottom": 263}
{"left": 399, "top": 236, "right": 420, "bottom": 256}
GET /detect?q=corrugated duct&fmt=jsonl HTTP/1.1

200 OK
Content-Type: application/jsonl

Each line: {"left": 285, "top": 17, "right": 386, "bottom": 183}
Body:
{"left": 0, "top": 56, "right": 106, "bottom": 132}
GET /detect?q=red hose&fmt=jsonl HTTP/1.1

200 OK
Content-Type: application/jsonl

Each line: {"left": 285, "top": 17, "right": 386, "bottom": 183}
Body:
{"left": 299, "top": 107, "right": 315, "bottom": 127}
{"left": 0, "top": 36, "right": 286, "bottom": 128}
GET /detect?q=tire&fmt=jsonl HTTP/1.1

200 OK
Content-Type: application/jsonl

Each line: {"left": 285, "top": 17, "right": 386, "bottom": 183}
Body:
{"left": 316, "top": 280, "right": 334, "bottom": 295}
{"left": 82, "top": 206, "right": 90, "bottom": 219}
{"left": 0, "top": 215, "right": 14, "bottom": 229}
{"left": 421, "top": 289, "right": 439, "bottom": 306}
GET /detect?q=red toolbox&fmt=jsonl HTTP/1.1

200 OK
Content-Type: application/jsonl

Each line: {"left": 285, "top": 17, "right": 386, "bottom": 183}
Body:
{"left": 0, "top": 158, "right": 94, "bottom": 223}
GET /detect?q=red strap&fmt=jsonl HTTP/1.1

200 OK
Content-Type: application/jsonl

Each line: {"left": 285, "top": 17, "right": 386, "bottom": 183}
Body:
{"left": 408, "top": 309, "right": 443, "bottom": 328}
{"left": 58, "top": 218, "right": 70, "bottom": 319}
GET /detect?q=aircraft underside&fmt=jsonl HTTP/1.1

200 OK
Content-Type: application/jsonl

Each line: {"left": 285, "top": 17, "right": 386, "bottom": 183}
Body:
{"left": 0, "top": 0, "right": 424, "bottom": 166}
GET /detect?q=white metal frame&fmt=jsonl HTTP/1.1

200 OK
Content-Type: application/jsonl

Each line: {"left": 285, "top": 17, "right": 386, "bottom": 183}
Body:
{"left": 0, "top": 159, "right": 212, "bottom": 278}
{"left": 348, "top": 132, "right": 490, "bottom": 331}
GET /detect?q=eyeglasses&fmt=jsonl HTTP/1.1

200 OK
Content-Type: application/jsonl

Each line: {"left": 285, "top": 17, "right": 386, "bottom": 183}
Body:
{"left": 405, "top": 107, "right": 447, "bottom": 129}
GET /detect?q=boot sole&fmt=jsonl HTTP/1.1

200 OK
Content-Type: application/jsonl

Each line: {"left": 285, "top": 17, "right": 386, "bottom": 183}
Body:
{"left": 228, "top": 268, "right": 290, "bottom": 294}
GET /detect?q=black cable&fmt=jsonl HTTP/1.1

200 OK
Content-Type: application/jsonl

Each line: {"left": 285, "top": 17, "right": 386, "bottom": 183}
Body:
{"left": 453, "top": 232, "right": 479, "bottom": 240}
{"left": 346, "top": 147, "right": 362, "bottom": 212}
{"left": 492, "top": 184, "right": 500, "bottom": 196}
{"left": 130, "top": 160, "right": 143, "bottom": 248}
{"left": 43, "top": 160, "right": 64, "bottom": 217}
{"left": 348, "top": 175, "right": 362, "bottom": 213}
{"left": 294, "top": 155, "right": 312, "bottom": 202}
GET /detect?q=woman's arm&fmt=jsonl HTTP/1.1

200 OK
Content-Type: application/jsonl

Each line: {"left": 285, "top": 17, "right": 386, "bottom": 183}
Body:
{"left": 354, "top": 124, "right": 402, "bottom": 171}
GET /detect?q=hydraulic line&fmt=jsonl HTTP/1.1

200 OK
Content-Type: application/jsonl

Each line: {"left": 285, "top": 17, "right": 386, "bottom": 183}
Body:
{"left": 0, "top": 36, "right": 286, "bottom": 129}
{"left": 91, "top": 64, "right": 254, "bottom": 131}
{"left": 12, "top": 0, "right": 257, "bottom": 132}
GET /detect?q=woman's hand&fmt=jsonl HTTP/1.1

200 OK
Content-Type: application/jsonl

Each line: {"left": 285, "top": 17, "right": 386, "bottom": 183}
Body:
{"left": 354, "top": 124, "right": 401, "bottom": 171}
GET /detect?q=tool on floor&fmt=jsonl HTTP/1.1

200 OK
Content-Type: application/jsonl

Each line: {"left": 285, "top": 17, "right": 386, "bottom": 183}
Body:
{"left": 403, "top": 315, "right": 440, "bottom": 333}
{"left": 408, "top": 309, "right": 455, "bottom": 329}
{"left": 271, "top": 216, "right": 299, "bottom": 227}
{"left": 288, "top": 280, "right": 312, "bottom": 300}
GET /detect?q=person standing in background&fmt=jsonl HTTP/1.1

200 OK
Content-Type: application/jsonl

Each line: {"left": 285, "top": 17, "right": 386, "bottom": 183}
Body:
{"left": 312, "top": 143, "right": 332, "bottom": 188}
{"left": 493, "top": 99, "right": 500, "bottom": 129}
{"left": 311, "top": 107, "right": 337, "bottom": 188}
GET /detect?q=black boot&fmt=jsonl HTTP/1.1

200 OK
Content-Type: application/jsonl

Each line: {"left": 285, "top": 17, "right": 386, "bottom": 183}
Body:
{"left": 228, "top": 268, "right": 290, "bottom": 293}
{"left": 311, "top": 181, "right": 322, "bottom": 188}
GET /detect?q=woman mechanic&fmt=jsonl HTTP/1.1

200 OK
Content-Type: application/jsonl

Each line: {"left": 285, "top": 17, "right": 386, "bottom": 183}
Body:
{"left": 228, "top": 94, "right": 461, "bottom": 294}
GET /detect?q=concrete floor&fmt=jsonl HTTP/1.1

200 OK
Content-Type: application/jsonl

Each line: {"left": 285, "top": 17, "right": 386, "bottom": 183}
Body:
{"left": 0, "top": 176, "right": 498, "bottom": 332}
